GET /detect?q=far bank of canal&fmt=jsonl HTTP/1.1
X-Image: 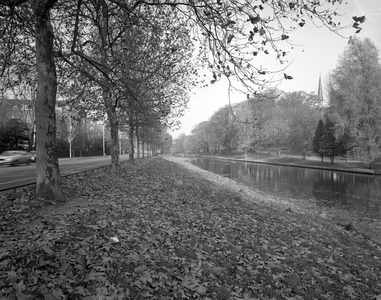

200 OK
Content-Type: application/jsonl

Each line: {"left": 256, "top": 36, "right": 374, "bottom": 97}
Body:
{"left": 190, "top": 156, "right": 381, "bottom": 242}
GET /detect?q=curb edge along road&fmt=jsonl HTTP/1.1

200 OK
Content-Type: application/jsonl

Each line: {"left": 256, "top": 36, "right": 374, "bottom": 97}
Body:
{"left": 0, "top": 159, "right": 118, "bottom": 194}
{"left": 0, "top": 166, "right": 109, "bottom": 193}
{"left": 0, "top": 177, "right": 36, "bottom": 193}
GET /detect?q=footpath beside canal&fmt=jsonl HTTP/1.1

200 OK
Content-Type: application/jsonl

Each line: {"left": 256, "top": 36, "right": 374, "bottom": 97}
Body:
{"left": 1, "top": 156, "right": 381, "bottom": 299}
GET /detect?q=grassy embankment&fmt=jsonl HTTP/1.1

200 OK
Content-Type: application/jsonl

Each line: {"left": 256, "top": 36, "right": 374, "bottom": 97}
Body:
{"left": 0, "top": 156, "right": 381, "bottom": 299}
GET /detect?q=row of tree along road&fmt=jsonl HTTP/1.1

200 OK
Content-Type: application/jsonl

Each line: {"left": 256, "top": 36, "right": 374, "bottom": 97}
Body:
{"left": 0, "top": 99, "right": 174, "bottom": 158}
{"left": 0, "top": 0, "right": 365, "bottom": 200}
{"left": 173, "top": 38, "right": 381, "bottom": 168}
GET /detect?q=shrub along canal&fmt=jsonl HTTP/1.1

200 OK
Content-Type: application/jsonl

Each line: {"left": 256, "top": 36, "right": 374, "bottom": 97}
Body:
{"left": 190, "top": 157, "right": 381, "bottom": 240}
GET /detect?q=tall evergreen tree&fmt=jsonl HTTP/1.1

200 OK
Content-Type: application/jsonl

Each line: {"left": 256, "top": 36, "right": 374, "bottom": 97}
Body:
{"left": 338, "top": 127, "right": 352, "bottom": 161}
{"left": 323, "top": 118, "right": 348, "bottom": 165}
{"left": 323, "top": 118, "right": 337, "bottom": 165}
{"left": 313, "top": 119, "right": 325, "bottom": 162}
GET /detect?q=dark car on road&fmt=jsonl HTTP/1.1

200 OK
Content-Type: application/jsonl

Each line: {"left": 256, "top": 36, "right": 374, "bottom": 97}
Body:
{"left": 0, "top": 151, "right": 32, "bottom": 166}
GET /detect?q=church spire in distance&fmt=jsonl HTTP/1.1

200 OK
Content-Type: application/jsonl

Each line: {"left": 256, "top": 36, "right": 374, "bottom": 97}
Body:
{"left": 317, "top": 72, "right": 324, "bottom": 108}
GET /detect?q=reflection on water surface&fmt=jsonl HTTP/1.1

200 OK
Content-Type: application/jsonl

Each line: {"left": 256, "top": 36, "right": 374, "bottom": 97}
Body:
{"left": 191, "top": 158, "right": 381, "bottom": 221}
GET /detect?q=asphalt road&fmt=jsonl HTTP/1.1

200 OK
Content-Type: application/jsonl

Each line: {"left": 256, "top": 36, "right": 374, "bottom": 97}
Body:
{"left": 0, "top": 155, "right": 130, "bottom": 192}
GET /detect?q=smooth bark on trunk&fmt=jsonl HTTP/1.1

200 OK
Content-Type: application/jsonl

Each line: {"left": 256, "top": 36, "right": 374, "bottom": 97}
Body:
{"left": 35, "top": 7, "right": 62, "bottom": 200}
{"left": 103, "top": 88, "right": 119, "bottom": 168}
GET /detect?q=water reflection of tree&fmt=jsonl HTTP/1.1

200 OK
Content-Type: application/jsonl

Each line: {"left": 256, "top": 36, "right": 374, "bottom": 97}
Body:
{"left": 236, "top": 162, "right": 257, "bottom": 189}
{"left": 222, "top": 164, "right": 232, "bottom": 178}
{"left": 198, "top": 158, "right": 381, "bottom": 221}
{"left": 236, "top": 163, "right": 315, "bottom": 198}
{"left": 311, "top": 172, "right": 381, "bottom": 219}
{"left": 344, "top": 176, "right": 381, "bottom": 201}
{"left": 200, "top": 159, "right": 219, "bottom": 175}
{"left": 312, "top": 173, "right": 348, "bottom": 208}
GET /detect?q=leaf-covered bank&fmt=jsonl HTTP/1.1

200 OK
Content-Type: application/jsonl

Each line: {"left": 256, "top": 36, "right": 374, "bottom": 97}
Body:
{"left": 1, "top": 157, "right": 381, "bottom": 300}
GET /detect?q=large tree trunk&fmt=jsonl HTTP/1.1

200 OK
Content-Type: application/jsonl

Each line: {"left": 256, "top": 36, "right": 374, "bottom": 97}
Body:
{"left": 109, "top": 117, "right": 119, "bottom": 167}
{"left": 97, "top": 0, "right": 119, "bottom": 168}
{"left": 103, "top": 88, "right": 119, "bottom": 168}
{"left": 35, "top": 7, "right": 62, "bottom": 201}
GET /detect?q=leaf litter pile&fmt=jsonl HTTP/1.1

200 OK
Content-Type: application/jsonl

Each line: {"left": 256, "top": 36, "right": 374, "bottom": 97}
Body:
{"left": 1, "top": 157, "right": 381, "bottom": 300}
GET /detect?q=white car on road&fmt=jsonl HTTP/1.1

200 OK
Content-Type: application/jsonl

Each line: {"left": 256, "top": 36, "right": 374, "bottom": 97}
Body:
{"left": 0, "top": 150, "right": 32, "bottom": 166}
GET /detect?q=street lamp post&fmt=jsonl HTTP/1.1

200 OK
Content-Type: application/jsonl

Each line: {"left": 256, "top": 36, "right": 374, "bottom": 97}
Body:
{"left": 68, "top": 117, "right": 72, "bottom": 159}
{"left": 102, "top": 122, "right": 106, "bottom": 156}
{"left": 119, "top": 132, "right": 122, "bottom": 155}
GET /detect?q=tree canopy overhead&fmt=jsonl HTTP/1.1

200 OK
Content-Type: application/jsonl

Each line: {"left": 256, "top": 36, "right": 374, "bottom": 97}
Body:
{"left": 165, "top": 0, "right": 361, "bottom": 93}
{"left": 0, "top": 0, "right": 364, "bottom": 200}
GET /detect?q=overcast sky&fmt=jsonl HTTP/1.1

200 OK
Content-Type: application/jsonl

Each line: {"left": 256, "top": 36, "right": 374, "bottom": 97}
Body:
{"left": 172, "top": 0, "right": 381, "bottom": 138}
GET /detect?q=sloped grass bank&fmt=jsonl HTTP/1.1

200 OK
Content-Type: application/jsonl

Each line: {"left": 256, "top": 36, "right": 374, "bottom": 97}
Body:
{"left": 1, "top": 157, "right": 381, "bottom": 300}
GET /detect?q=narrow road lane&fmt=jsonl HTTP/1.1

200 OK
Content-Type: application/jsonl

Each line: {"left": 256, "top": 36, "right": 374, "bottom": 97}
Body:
{"left": 0, "top": 155, "right": 130, "bottom": 191}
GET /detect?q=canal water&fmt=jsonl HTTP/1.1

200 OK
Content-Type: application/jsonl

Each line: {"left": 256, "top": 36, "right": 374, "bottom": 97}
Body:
{"left": 190, "top": 157, "right": 381, "bottom": 222}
